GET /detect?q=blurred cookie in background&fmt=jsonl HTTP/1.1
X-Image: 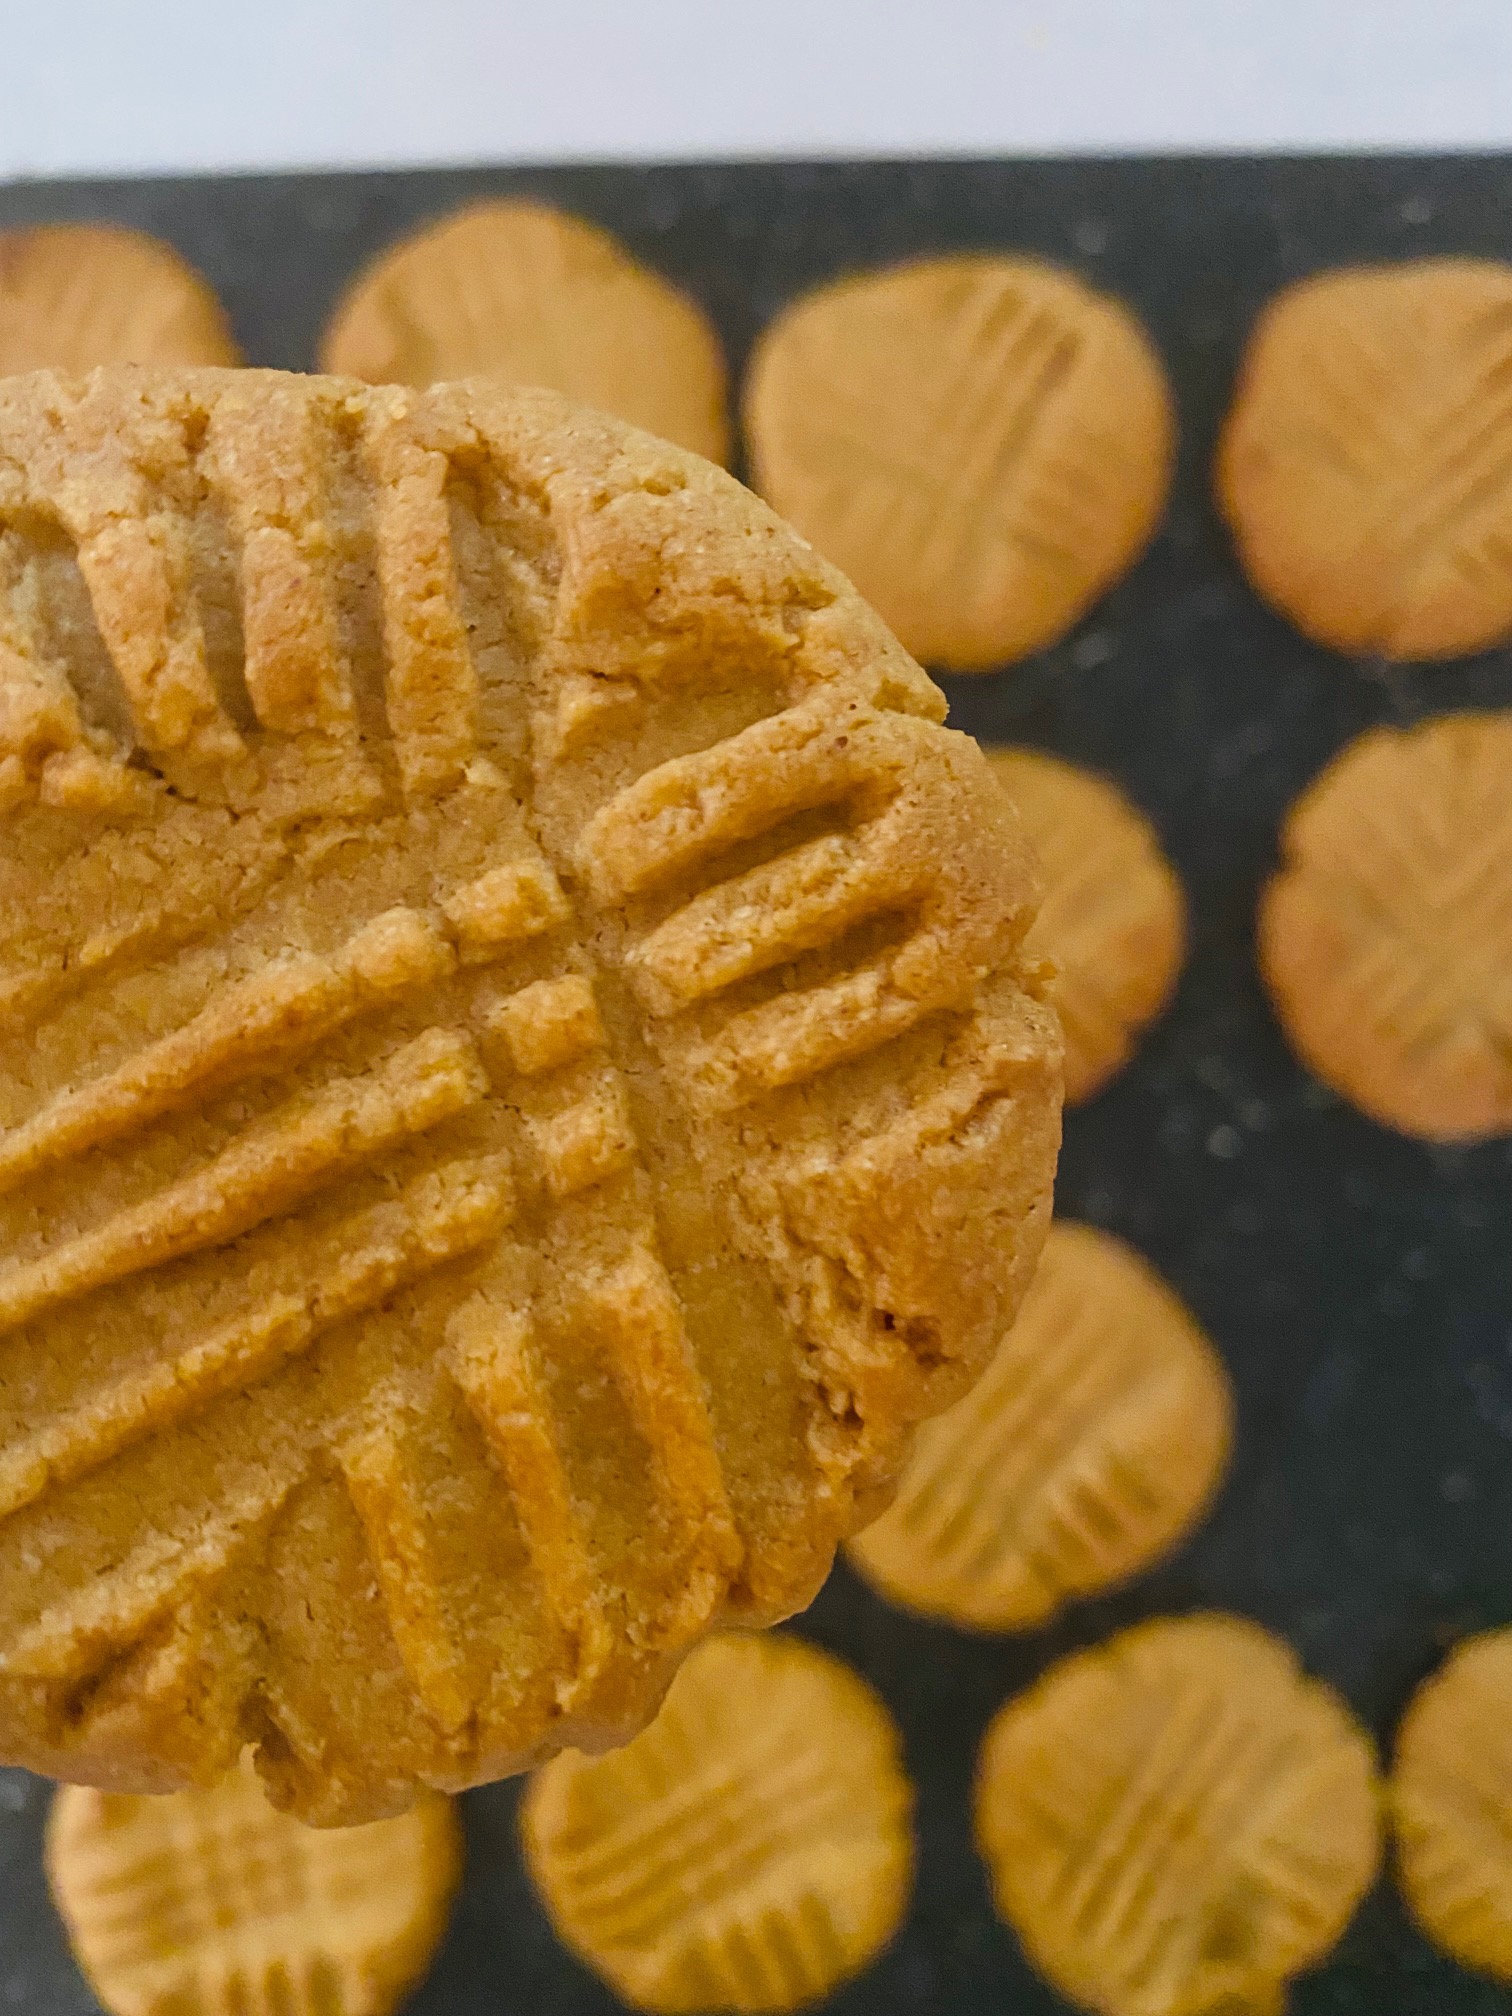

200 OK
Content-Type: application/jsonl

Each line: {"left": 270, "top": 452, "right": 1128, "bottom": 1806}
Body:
{"left": 46, "top": 1753, "right": 461, "bottom": 2016}
{"left": 1392, "top": 1628, "right": 1512, "bottom": 1983}
{"left": 1219, "top": 258, "right": 1512, "bottom": 661}
{"left": 975, "top": 1614, "right": 1382, "bottom": 2016}
{"left": 321, "top": 198, "right": 729, "bottom": 464}
{"left": 743, "top": 254, "right": 1174, "bottom": 670}
{"left": 1260, "top": 710, "right": 1512, "bottom": 1143}
{"left": 985, "top": 746, "right": 1185, "bottom": 1102}
{"left": 0, "top": 224, "right": 239, "bottom": 372}
{"left": 521, "top": 1632, "right": 914, "bottom": 2012}
{"left": 848, "top": 1220, "right": 1231, "bottom": 1632}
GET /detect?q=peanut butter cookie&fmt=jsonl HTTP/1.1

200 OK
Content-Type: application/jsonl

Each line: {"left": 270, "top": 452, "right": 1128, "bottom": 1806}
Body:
{"left": 848, "top": 1221, "right": 1231, "bottom": 1631}
{"left": 47, "top": 1754, "right": 460, "bottom": 2016}
{"left": 986, "top": 748, "right": 1185, "bottom": 1101}
{"left": 975, "top": 1615, "right": 1382, "bottom": 2016}
{"left": 1392, "top": 1629, "right": 1512, "bottom": 1981}
{"left": 1219, "top": 259, "right": 1512, "bottom": 660}
{"left": 0, "top": 367, "right": 1060, "bottom": 1823}
{"left": 321, "top": 199, "right": 729, "bottom": 464}
{"left": 0, "top": 224, "right": 238, "bottom": 374}
{"left": 521, "top": 1632, "right": 913, "bottom": 2012}
{"left": 743, "top": 255, "right": 1174, "bottom": 670}
{"left": 1260, "top": 710, "right": 1512, "bottom": 1142}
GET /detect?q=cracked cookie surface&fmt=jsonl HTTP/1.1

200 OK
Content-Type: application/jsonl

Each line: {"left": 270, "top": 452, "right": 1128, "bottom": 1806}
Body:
{"left": 0, "top": 367, "right": 1060, "bottom": 1821}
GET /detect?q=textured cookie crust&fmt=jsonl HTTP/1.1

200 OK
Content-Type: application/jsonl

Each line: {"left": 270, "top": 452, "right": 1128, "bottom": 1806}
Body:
{"left": 975, "top": 1615, "right": 1382, "bottom": 2016}
{"left": 1392, "top": 1630, "right": 1512, "bottom": 1982}
{"left": 0, "top": 225, "right": 239, "bottom": 375}
{"left": 47, "top": 1756, "right": 461, "bottom": 2016}
{"left": 1219, "top": 259, "right": 1512, "bottom": 661}
{"left": 322, "top": 200, "right": 729, "bottom": 465}
{"left": 1259, "top": 711, "right": 1512, "bottom": 1144}
{"left": 0, "top": 368, "right": 1060, "bottom": 1822}
{"left": 743, "top": 254, "right": 1174, "bottom": 671}
{"left": 985, "top": 748, "right": 1185, "bottom": 1103}
{"left": 848, "top": 1221, "right": 1231, "bottom": 1631}
{"left": 521, "top": 1632, "right": 913, "bottom": 2012}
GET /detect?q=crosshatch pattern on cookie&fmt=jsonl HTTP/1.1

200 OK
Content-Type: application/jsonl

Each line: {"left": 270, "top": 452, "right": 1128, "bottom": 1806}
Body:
{"left": 1260, "top": 710, "right": 1512, "bottom": 1145}
{"left": 521, "top": 1632, "right": 914, "bottom": 2015}
{"left": 743, "top": 254, "right": 1174, "bottom": 670}
{"left": 984, "top": 747, "right": 1186, "bottom": 1103}
{"left": 848, "top": 1221, "right": 1232, "bottom": 1631}
{"left": 975, "top": 1615, "right": 1383, "bottom": 2016}
{"left": 46, "top": 1755, "right": 462, "bottom": 2016}
{"left": 0, "top": 368, "right": 1060, "bottom": 1822}
{"left": 321, "top": 199, "right": 730, "bottom": 466}
{"left": 1219, "top": 258, "right": 1512, "bottom": 661}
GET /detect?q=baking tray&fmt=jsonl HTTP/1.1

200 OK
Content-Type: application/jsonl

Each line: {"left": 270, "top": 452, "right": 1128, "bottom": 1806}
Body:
{"left": 2, "top": 154, "right": 1512, "bottom": 2016}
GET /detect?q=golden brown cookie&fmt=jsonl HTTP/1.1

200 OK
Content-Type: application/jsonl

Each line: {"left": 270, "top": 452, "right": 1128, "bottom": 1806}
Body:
{"left": 0, "top": 367, "right": 1060, "bottom": 1824}
{"left": 742, "top": 255, "right": 1174, "bottom": 670}
{"left": 46, "top": 1753, "right": 461, "bottom": 2016}
{"left": 1219, "top": 259, "right": 1512, "bottom": 660}
{"left": 0, "top": 224, "right": 238, "bottom": 374}
{"left": 521, "top": 1632, "right": 913, "bottom": 2012}
{"left": 321, "top": 199, "right": 729, "bottom": 464}
{"left": 1392, "top": 1629, "right": 1512, "bottom": 1981}
{"left": 848, "top": 1221, "right": 1231, "bottom": 1631}
{"left": 985, "top": 748, "right": 1185, "bottom": 1101}
{"left": 975, "top": 1615, "right": 1382, "bottom": 2016}
{"left": 1259, "top": 710, "right": 1512, "bottom": 1143}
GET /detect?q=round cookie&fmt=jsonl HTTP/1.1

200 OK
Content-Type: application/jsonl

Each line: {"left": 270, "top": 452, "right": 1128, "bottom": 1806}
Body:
{"left": 46, "top": 1754, "right": 461, "bottom": 2016}
{"left": 975, "top": 1615, "right": 1382, "bottom": 2016}
{"left": 986, "top": 747, "right": 1185, "bottom": 1102}
{"left": 0, "top": 224, "right": 238, "bottom": 374}
{"left": 1392, "top": 1629, "right": 1512, "bottom": 1980}
{"left": 1219, "top": 258, "right": 1512, "bottom": 661}
{"left": 0, "top": 367, "right": 1061, "bottom": 1823}
{"left": 321, "top": 199, "right": 729, "bottom": 464}
{"left": 1259, "top": 710, "right": 1512, "bottom": 1143}
{"left": 742, "top": 254, "right": 1174, "bottom": 670}
{"left": 521, "top": 1632, "right": 913, "bottom": 2012}
{"left": 848, "top": 1221, "right": 1231, "bottom": 1631}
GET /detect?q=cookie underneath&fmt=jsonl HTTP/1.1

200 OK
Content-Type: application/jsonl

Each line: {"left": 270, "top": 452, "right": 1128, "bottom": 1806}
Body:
{"left": 743, "top": 254, "right": 1173, "bottom": 670}
{"left": 521, "top": 1632, "right": 913, "bottom": 2012}
{"left": 975, "top": 1614, "right": 1381, "bottom": 2016}
{"left": 46, "top": 1755, "right": 461, "bottom": 2016}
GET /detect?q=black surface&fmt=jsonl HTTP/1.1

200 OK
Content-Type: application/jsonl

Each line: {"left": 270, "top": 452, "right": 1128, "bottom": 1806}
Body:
{"left": 2, "top": 153, "right": 1512, "bottom": 2014}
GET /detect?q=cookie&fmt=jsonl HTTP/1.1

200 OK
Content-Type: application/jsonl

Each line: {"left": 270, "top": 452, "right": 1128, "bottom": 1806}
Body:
{"left": 975, "top": 1615, "right": 1382, "bottom": 2016}
{"left": 1259, "top": 710, "right": 1512, "bottom": 1143}
{"left": 985, "top": 748, "right": 1185, "bottom": 1101}
{"left": 0, "top": 367, "right": 1061, "bottom": 1824}
{"left": 46, "top": 1753, "right": 460, "bottom": 2016}
{"left": 1219, "top": 259, "right": 1512, "bottom": 660}
{"left": 1392, "top": 1629, "right": 1512, "bottom": 1980}
{"left": 521, "top": 1631, "right": 913, "bottom": 2012}
{"left": 742, "top": 255, "right": 1174, "bottom": 670}
{"left": 321, "top": 199, "right": 729, "bottom": 464}
{"left": 0, "top": 225, "right": 238, "bottom": 374}
{"left": 848, "top": 1221, "right": 1231, "bottom": 1631}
